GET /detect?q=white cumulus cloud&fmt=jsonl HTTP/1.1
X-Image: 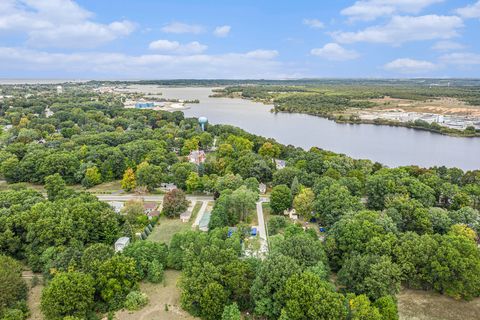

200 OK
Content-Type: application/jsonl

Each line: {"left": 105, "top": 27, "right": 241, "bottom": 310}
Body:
{"left": 303, "top": 19, "right": 324, "bottom": 29}
{"left": 332, "top": 15, "right": 463, "bottom": 45}
{"left": 149, "top": 40, "right": 207, "bottom": 54}
{"left": 161, "top": 22, "right": 205, "bottom": 34}
{"left": 432, "top": 41, "right": 465, "bottom": 51}
{"left": 341, "top": 0, "right": 444, "bottom": 21}
{"left": 456, "top": 1, "right": 480, "bottom": 19}
{"left": 384, "top": 58, "right": 438, "bottom": 74}
{"left": 0, "top": 0, "right": 135, "bottom": 48}
{"left": 245, "top": 49, "right": 279, "bottom": 59}
{"left": 310, "top": 43, "right": 359, "bottom": 61}
{"left": 213, "top": 25, "right": 231, "bottom": 37}
{"left": 0, "top": 47, "right": 293, "bottom": 79}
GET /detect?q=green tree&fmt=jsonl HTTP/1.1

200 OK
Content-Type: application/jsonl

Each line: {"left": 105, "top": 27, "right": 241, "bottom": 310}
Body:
{"left": 44, "top": 173, "right": 67, "bottom": 201}
{"left": 270, "top": 185, "right": 292, "bottom": 214}
{"left": 314, "top": 183, "right": 363, "bottom": 226}
{"left": 348, "top": 294, "right": 382, "bottom": 320}
{"left": 229, "top": 186, "right": 257, "bottom": 222}
{"left": 186, "top": 172, "right": 202, "bottom": 193}
{"left": 280, "top": 272, "right": 347, "bottom": 320}
{"left": 222, "top": 303, "right": 241, "bottom": 320}
{"left": 136, "top": 162, "right": 163, "bottom": 191}
{"left": 0, "top": 255, "right": 27, "bottom": 313}
{"left": 338, "top": 254, "right": 401, "bottom": 300}
{"left": 97, "top": 255, "right": 139, "bottom": 309}
{"left": 41, "top": 272, "right": 95, "bottom": 320}
{"left": 200, "top": 282, "right": 228, "bottom": 320}
{"left": 251, "top": 254, "right": 301, "bottom": 319}
{"left": 82, "top": 166, "right": 102, "bottom": 188}
{"left": 293, "top": 187, "right": 315, "bottom": 218}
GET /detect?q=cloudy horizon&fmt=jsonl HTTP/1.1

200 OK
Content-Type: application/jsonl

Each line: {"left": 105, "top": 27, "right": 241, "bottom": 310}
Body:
{"left": 1, "top": 0, "right": 480, "bottom": 79}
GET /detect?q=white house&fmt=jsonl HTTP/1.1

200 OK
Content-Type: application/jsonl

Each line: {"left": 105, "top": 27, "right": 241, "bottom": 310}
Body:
{"left": 188, "top": 150, "right": 206, "bottom": 165}
{"left": 259, "top": 183, "right": 267, "bottom": 194}
{"left": 108, "top": 201, "right": 124, "bottom": 213}
{"left": 274, "top": 159, "right": 286, "bottom": 170}
{"left": 115, "top": 237, "right": 130, "bottom": 252}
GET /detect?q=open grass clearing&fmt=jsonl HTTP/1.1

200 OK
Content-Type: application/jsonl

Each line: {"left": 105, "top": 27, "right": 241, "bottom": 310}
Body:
{"left": 147, "top": 217, "right": 192, "bottom": 244}
{"left": 398, "top": 288, "right": 480, "bottom": 320}
{"left": 115, "top": 270, "right": 197, "bottom": 320}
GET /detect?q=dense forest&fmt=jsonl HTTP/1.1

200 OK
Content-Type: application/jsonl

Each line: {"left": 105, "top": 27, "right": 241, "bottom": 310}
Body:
{"left": 0, "top": 84, "right": 479, "bottom": 319}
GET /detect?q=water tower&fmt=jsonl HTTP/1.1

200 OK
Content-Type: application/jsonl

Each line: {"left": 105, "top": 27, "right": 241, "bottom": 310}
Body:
{"left": 198, "top": 116, "right": 208, "bottom": 131}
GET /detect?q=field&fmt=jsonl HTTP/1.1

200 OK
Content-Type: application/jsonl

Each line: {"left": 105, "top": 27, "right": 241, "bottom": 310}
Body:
{"left": 115, "top": 270, "right": 197, "bottom": 320}
{"left": 398, "top": 289, "right": 480, "bottom": 320}
{"left": 368, "top": 97, "right": 480, "bottom": 117}
{"left": 147, "top": 202, "right": 202, "bottom": 244}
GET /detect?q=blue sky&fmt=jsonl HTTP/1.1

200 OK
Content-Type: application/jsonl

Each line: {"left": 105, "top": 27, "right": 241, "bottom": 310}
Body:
{"left": 1, "top": 0, "right": 480, "bottom": 79}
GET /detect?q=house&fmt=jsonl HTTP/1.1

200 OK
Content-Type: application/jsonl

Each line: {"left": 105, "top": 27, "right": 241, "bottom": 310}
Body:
{"left": 147, "top": 210, "right": 160, "bottom": 220}
{"left": 284, "top": 208, "right": 298, "bottom": 221}
{"left": 160, "top": 183, "right": 177, "bottom": 192}
{"left": 274, "top": 159, "right": 286, "bottom": 170}
{"left": 143, "top": 202, "right": 158, "bottom": 214}
{"left": 115, "top": 237, "right": 130, "bottom": 252}
{"left": 108, "top": 201, "right": 124, "bottom": 213}
{"left": 259, "top": 183, "right": 267, "bottom": 194}
{"left": 188, "top": 150, "right": 206, "bottom": 165}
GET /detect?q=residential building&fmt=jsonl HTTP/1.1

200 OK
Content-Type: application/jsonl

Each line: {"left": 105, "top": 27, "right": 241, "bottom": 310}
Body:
{"left": 274, "top": 159, "right": 286, "bottom": 170}
{"left": 188, "top": 150, "right": 206, "bottom": 165}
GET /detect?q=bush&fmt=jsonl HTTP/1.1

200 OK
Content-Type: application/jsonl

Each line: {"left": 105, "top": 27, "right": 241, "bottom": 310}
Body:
{"left": 147, "top": 260, "right": 164, "bottom": 283}
{"left": 268, "top": 216, "right": 287, "bottom": 235}
{"left": 124, "top": 291, "right": 149, "bottom": 311}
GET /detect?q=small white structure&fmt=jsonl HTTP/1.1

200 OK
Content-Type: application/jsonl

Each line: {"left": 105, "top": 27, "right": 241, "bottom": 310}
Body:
{"left": 274, "top": 159, "right": 286, "bottom": 170}
{"left": 108, "top": 201, "right": 124, "bottom": 213}
{"left": 180, "top": 211, "right": 192, "bottom": 223}
{"left": 160, "top": 183, "right": 177, "bottom": 192}
{"left": 284, "top": 208, "right": 298, "bottom": 221}
{"left": 115, "top": 237, "right": 130, "bottom": 252}
{"left": 56, "top": 85, "right": 63, "bottom": 94}
{"left": 259, "top": 183, "right": 267, "bottom": 194}
{"left": 188, "top": 150, "right": 206, "bottom": 165}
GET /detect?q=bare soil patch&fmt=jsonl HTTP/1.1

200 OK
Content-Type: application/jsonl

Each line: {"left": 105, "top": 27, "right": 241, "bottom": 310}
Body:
{"left": 398, "top": 289, "right": 480, "bottom": 320}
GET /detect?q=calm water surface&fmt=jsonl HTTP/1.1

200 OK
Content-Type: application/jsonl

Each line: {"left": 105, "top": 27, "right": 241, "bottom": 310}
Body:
{"left": 158, "top": 87, "right": 479, "bottom": 170}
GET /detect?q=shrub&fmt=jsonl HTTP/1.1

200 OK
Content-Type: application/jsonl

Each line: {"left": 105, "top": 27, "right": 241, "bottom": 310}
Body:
{"left": 147, "top": 260, "right": 164, "bottom": 283}
{"left": 124, "top": 291, "right": 149, "bottom": 311}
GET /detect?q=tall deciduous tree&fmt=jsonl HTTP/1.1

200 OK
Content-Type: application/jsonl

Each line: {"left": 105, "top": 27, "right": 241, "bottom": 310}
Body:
{"left": 270, "top": 184, "right": 292, "bottom": 214}
{"left": 163, "top": 189, "right": 189, "bottom": 218}
{"left": 121, "top": 168, "right": 136, "bottom": 192}
{"left": 41, "top": 272, "right": 95, "bottom": 320}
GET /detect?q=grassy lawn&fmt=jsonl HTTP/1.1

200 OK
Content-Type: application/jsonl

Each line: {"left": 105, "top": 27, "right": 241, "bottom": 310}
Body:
{"left": 398, "top": 289, "right": 480, "bottom": 320}
{"left": 148, "top": 201, "right": 202, "bottom": 244}
{"left": 115, "top": 270, "right": 197, "bottom": 320}
{"left": 85, "top": 180, "right": 123, "bottom": 194}
{"left": 148, "top": 217, "right": 192, "bottom": 244}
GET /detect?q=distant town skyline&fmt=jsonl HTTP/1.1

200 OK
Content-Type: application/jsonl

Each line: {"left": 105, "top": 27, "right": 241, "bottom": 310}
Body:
{"left": 1, "top": 0, "right": 480, "bottom": 79}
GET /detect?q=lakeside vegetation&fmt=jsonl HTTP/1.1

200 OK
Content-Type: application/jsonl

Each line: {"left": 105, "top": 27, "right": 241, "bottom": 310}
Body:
{"left": 0, "top": 84, "right": 479, "bottom": 319}
{"left": 212, "top": 83, "right": 480, "bottom": 137}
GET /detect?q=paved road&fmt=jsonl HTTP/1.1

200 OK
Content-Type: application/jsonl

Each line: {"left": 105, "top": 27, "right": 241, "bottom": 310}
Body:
{"left": 192, "top": 201, "right": 209, "bottom": 228}
{"left": 256, "top": 200, "right": 269, "bottom": 254}
{"left": 96, "top": 194, "right": 213, "bottom": 202}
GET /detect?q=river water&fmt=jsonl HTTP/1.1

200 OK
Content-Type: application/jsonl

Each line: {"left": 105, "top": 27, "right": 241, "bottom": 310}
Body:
{"left": 156, "top": 86, "right": 479, "bottom": 170}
